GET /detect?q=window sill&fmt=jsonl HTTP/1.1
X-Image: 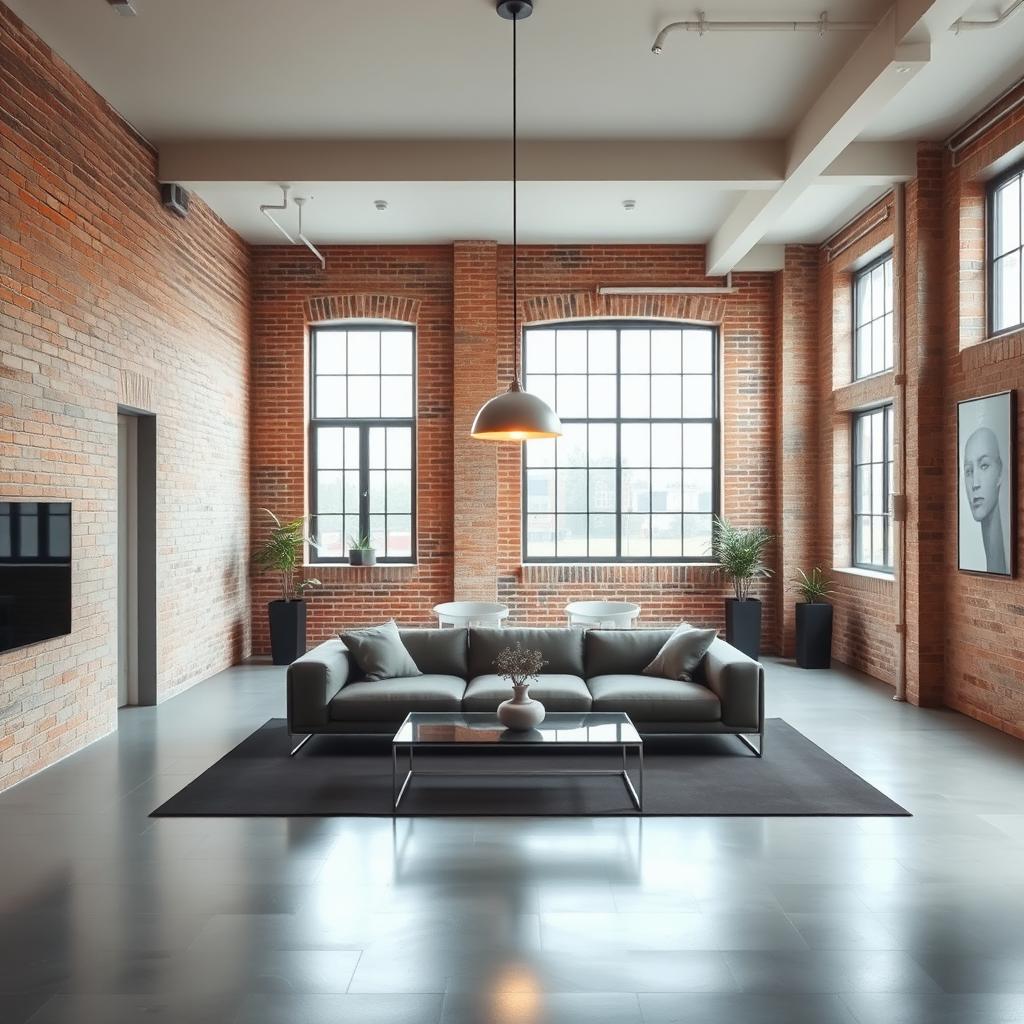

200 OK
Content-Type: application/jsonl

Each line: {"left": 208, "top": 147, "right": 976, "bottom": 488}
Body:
{"left": 834, "top": 566, "right": 893, "bottom": 583}
{"left": 305, "top": 563, "right": 418, "bottom": 582}
{"left": 520, "top": 562, "right": 721, "bottom": 584}
{"left": 521, "top": 562, "right": 719, "bottom": 569}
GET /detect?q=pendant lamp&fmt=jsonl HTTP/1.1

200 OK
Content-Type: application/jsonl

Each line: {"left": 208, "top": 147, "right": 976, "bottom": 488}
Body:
{"left": 471, "top": 0, "right": 562, "bottom": 442}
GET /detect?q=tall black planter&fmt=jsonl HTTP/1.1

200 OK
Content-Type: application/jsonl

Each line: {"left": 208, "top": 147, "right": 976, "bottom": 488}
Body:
{"left": 725, "top": 597, "right": 762, "bottom": 661}
{"left": 795, "top": 602, "right": 833, "bottom": 669}
{"left": 268, "top": 599, "right": 307, "bottom": 666}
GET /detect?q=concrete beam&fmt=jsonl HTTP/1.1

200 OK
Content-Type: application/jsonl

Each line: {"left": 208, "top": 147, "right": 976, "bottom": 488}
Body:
{"left": 158, "top": 137, "right": 915, "bottom": 188}
{"left": 707, "top": 9, "right": 932, "bottom": 275}
{"left": 158, "top": 139, "right": 786, "bottom": 185}
{"left": 705, "top": 0, "right": 979, "bottom": 275}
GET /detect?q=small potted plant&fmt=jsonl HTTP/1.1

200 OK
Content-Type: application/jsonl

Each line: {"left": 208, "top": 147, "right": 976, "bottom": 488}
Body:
{"left": 791, "top": 566, "right": 834, "bottom": 669}
{"left": 712, "top": 515, "right": 774, "bottom": 661}
{"left": 252, "top": 509, "right": 321, "bottom": 665}
{"left": 494, "top": 643, "right": 547, "bottom": 731}
{"left": 348, "top": 534, "right": 377, "bottom": 567}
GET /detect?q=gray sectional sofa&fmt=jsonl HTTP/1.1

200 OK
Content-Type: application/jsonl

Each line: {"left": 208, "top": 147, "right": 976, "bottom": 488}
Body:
{"left": 287, "top": 626, "right": 765, "bottom": 757}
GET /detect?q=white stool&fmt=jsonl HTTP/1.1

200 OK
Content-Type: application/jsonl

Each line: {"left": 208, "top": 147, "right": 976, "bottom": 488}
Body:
{"left": 565, "top": 601, "right": 641, "bottom": 629}
{"left": 433, "top": 601, "right": 509, "bottom": 628}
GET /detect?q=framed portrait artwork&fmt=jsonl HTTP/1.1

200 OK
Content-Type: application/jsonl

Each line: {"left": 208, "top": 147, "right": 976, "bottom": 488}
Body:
{"left": 957, "top": 390, "right": 1016, "bottom": 578}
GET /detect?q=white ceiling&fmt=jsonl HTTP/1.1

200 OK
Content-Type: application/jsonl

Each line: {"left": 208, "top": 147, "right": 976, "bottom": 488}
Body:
{"left": 7, "top": 0, "right": 1024, "bottom": 252}
{"left": 6, "top": 0, "right": 895, "bottom": 141}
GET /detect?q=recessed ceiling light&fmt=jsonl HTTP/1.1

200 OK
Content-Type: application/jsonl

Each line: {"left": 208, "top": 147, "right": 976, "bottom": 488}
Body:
{"left": 896, "top": 64, "right": 912, "bottom": 73}
{"left": 622, "top": 199, "right": 637, "bottom": 211}
{"left": 374, "top": 199, "right": 388, "bottom": 211}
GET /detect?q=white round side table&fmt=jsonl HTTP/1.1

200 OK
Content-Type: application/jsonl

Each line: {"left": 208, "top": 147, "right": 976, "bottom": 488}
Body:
{"left": 432, "top": 601, "right": 509, "bottom": 628}
{"left": 565, "top": 601, "right": 641, "bottom": 628}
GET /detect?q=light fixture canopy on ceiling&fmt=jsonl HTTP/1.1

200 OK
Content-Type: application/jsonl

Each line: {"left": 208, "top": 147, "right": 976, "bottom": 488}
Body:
{"left": 471, "top": 0, "right": 562, "bottom": 443}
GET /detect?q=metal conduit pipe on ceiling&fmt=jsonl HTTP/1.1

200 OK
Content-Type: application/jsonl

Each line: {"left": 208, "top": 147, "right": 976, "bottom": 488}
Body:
{"left": 652, "top": 1, "right": 1024, "bottom": 52}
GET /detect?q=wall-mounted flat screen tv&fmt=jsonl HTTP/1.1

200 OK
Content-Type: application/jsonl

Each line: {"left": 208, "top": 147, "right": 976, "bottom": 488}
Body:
{"left": 0, "top": 501, "right": 72, "bottom": 654}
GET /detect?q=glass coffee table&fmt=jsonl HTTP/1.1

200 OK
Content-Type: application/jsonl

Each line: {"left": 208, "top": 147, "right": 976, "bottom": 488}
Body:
{"left": 391, "top": 711, "right": 643, "bottom": 813}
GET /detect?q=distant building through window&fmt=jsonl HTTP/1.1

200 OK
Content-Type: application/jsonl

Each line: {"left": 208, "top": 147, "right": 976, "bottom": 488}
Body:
{"left": 522, "top": 321, "right": 719, "bottom": 562}
{"left": 309, "top": 325, "right": 415, "bottom": 563}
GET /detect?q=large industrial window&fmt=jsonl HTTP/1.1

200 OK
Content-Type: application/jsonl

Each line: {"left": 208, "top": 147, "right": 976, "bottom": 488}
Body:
{"left": 852, "top": 252, "right": 894, "bottom": 380}
{"left": 522, "top": 321, "right": 719, "bottom": 562}
{"left": 989, "top": 160, "right": 1024, "bottom": 336}
{"left": 852, "top": 404, "right": 894, "bottom": 572}
{"left": 309, "top": 325, "right": 415, "bottom": 563}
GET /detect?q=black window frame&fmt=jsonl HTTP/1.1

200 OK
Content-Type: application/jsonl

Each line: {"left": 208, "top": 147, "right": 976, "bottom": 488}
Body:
{"left": 987, "top": 157, "right": 1024, "bottom": 338}
{"left": 520, "top": 319, "right": 721, "bottom": 564}
{"left": 308, "top": 324, "right": 417, "bottom": 565}
{"left": 851, "top": 403, "right": 894, "bottom": 573}
{"left": 851, "top": 250, "right": 894, "bottom": 381}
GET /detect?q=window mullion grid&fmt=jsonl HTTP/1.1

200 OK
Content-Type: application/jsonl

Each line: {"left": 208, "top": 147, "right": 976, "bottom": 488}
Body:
{"left": 615, "top": 326, "right": 622, "bottom": 559}
{"left": 584, "top": 331, "right": 591, "bottom": 558}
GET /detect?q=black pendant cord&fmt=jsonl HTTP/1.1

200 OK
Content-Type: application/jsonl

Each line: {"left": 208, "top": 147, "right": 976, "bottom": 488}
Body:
{"left": 512, "top": 10, "right": 520, "bottom": 386}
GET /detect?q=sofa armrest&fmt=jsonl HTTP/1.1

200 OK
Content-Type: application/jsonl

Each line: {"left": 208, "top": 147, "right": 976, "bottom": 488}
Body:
{"left": 287, "top": 638, "right": 350, "bottom": 731}
{"left": 702, "top": 637, "right": 763, "bottom": 730}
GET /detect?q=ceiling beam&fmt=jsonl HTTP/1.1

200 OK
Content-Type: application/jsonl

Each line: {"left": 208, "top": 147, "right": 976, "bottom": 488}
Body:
{"left": 157, "top": 137, "right": 916, "bottom": 188}
{"left": 705, "top": 0, "right": 982, "bottom": 275}
{"left": 706, "top": 8, "right": 938, "bottom": 275}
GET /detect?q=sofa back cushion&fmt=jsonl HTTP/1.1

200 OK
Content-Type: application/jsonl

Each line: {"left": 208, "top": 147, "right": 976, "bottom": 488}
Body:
{"left": 338, "top": 620, "right": 422, "bottom": 681}
{"left": 586, "top": 628, "right": 682, "bottom": 678}
{"left": 399, "top": 629, "right": 469, "bottom": 678}
{"left": 468, "top": 627, "right": 585, "bottom": 679}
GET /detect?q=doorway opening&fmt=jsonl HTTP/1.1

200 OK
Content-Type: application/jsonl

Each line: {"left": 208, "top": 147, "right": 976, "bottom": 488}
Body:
{"left": 117, "top": 408, "right": 157, "bottom": 707}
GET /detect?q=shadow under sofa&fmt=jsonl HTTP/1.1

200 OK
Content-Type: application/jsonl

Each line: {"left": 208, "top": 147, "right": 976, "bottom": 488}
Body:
{"left": 287, "top": 627, "right": 765, "bottom": 758}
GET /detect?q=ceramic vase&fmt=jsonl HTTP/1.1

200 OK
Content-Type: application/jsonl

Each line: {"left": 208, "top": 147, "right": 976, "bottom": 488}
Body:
{"left": 497, "top": 681, "right": 546, "bottom": 730}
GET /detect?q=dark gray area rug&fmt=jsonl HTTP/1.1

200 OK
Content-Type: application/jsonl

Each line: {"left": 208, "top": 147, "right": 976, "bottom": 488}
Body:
{"left": 151, "top": 718, "right": 909, "bottom": 818}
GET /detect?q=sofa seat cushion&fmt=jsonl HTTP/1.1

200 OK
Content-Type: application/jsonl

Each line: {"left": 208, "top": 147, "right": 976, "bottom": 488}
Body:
{"left": 462, "top": 674, "right": 592, "bottom": 713}
{"left": 329, "top": 675, "right": 466, "bottom": 722}
{"left": 587, "top": 674, "right": 721, "bottom": 723}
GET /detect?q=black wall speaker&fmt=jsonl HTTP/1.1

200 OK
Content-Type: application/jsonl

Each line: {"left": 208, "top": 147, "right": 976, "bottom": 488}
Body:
{"left": 160, "top": 182, "right": 190, "bottom": 218}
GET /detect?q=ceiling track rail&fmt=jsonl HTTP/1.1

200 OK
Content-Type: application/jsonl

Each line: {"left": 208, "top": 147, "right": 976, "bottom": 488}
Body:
{"left": 820, "top": 190, "right": 894, "bottom": 262}
{"left": 947, "top": 74, "right": 1024, "bottom": 166}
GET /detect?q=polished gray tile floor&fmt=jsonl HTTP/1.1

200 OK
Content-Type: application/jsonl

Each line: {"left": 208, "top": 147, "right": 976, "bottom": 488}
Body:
{"left": 1, "top": 657, "right": 1023, "bottom": 1023}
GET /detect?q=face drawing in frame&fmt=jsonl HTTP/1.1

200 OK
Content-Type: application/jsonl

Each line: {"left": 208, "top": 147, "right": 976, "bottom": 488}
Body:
{"left": 959, "top": 392, "right": 1014, "bottom": 577}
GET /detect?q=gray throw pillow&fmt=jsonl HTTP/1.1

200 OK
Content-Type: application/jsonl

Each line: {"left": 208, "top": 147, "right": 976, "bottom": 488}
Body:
{"left": 338, "top": 619, "right": 422, "bottom": 681}
{"left": 642, "top": 622, "right": 717, "bottom": 682}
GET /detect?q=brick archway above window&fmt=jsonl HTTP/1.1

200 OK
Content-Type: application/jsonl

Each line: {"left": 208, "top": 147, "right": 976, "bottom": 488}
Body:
{"left": 305, "top": 294, "right": 421, "bottom": 325}
{"left": 521, "top": 291, "right": 726, "bottom": 326}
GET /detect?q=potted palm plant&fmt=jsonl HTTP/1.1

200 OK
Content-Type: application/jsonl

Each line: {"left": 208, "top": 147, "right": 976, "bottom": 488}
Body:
{"left": 712, "top": 515, "right": 774, "bottom": 661}
{"left": 348, "top": 534, "right": 377, "bottom": 567}
{"left": 791, "top": 566, "right": 834, "bottom": 669}
{"left": 252, "top": 509, "right": 321, "bottom": 665}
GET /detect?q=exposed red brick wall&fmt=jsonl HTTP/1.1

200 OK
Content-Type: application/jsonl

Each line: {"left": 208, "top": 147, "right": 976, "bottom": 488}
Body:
{"left": 250, "top": 244, "right": 781, "bottom": 650}
{"left": 775, "top": 246, "right": 819, "bottom": 656}
{"left": 452, "top": 241, "right": 499, "bottom": 602}
{"left": 903, "top": 146, "right": 947, "bottom": 707}
{"left": 0, "top": 5, "right": 251, "bottom": 790}
{"left": 815, "top": 195, "right": 898, "bottom": 684}
{"left": 941, "top": 90, "right": 1024, "bottom": 739}
{"left": 493, "top": 248, "right": 780, "bottom": 641}
{"left": 249, "top": 249, "right": 455, "bottom": 650}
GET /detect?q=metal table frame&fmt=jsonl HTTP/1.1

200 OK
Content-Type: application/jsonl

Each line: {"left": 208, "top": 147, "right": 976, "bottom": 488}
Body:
{"left": 391, "top": 713, "right": 644, "bottom": 814}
